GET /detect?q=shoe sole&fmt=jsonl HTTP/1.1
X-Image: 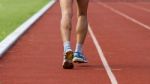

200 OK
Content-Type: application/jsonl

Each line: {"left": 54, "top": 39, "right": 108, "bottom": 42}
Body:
{"left": 73, "top": 57, "right": 88, "bottom": 63}
{"left": 63, "top": 51, "right": 74, "bottom": 69}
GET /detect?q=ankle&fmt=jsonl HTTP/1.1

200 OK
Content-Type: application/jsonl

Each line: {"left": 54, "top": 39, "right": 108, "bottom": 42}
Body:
{"left": 64, "top": 41, "right": 72, "bottom": 52}
{"left": 75, "top": 43, "right": 83, "bottom": 53}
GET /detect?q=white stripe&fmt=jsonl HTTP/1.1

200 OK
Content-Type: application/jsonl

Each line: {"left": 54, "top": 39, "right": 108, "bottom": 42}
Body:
{"left": 0, "top": 0, "right": 57, "bottom": 57}
{"left": 126, "top": 3, "right": 150, "bottom": 13}
{"left": 88, "top": 24, "right": 118, "bottom": 84}
{"left": 98, "top": 2, "right": 150, "bottom": 30}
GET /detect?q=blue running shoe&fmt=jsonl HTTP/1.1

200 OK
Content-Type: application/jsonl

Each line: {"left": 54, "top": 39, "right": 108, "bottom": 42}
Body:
{"left": 63, "top": 50, "right": 74, "bottom": 69}
{"left": 73, "top": 52, "right": 88, "bottom": 63}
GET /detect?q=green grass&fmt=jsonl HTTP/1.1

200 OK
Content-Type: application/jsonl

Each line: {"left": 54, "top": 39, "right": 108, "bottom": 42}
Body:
{"left": 0, "top": 0, "right": 50, "bottom": 41}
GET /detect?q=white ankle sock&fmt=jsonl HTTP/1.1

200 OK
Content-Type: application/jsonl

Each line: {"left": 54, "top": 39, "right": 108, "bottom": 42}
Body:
{"left": 75, "top": 43, "right": 83, "bottom": 53}
{"left": 64, "top": 41, "right": 72, "bottom": 52}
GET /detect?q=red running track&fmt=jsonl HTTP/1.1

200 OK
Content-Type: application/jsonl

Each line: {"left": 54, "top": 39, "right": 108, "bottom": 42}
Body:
{"left": 0, "top": 1, "right": 150, "bottom": 84}
{"left": 89, "top": 1, "right": 150, "bottom": 84}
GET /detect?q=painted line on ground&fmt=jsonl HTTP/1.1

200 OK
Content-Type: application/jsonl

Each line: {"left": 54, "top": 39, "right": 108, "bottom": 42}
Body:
{"left": 98, "top": 2, "right": 150, "bottom": 30}
{"left": 88, "top": 24, "right": 118, "bottom": 84}
{"left": 126, "top": 3, "right": 150, "bottom": 13}
{"left": 0, "top": 0, "right": 57, "bottom": 57}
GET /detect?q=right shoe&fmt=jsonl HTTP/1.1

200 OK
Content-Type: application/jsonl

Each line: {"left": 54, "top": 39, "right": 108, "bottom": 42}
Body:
{"left": 73, "top": 52, "right": 88, "bottom": 63}
{"left": 62, "top": 50, "right": 74, "bottom": 69}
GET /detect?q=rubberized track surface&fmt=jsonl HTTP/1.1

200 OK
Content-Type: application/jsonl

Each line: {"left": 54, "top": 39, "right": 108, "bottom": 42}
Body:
{"left": 0, "top": 1, "right": 150, "bottom": 84}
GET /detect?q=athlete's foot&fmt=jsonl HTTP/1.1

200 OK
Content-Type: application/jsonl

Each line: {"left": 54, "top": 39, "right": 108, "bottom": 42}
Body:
{"left": 73, "top": 52, "right": 88, "bottom": 63}
{"left": 63, "top": 50, "right": 74, "bottom": 69}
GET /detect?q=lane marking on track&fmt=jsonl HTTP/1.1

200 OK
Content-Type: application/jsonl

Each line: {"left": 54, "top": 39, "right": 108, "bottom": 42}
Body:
{"left": 88, "top": 24, "right": 118, "bottom": 84}
{"left": 0, "top": 0, "right": 57, "bottom": 57}
{"left": 126, "top": 3, "right": 150, "bottom": 13}
{"left": 98, "top": 2, "right": 150, "bottom": 30}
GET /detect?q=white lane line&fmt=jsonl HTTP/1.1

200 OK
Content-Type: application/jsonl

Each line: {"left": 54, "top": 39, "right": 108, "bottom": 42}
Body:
{"left": 0, "top": 0, "right": 57, "bottom": 57}
{"left": 126, "top": 3, "right": 150, "bottom": 13}
{"left": 98, "top": 2, "right": 150, "bottom": 30}
{"left": 88, "top": 24, "right": 118, "bottom": 84}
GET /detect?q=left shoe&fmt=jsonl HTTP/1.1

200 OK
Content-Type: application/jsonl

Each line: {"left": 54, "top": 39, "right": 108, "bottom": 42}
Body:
{"left": 73, "top": 52, "right": 88, "bottom": 63}
{"left": 62, "top": 50, "right": 74, "bottom": 69}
